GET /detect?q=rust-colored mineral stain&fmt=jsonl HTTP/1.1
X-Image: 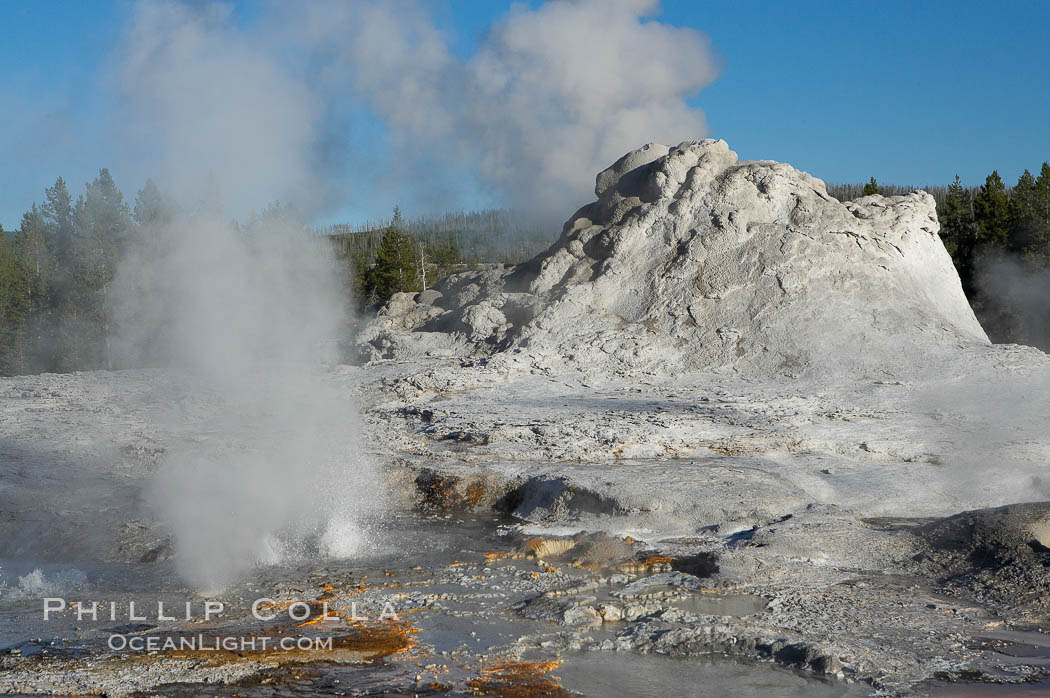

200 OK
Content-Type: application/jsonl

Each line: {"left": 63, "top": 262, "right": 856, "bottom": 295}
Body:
{"left": 618, "top": 553, "right": 674, "bottom": 574}
{"left": 465, "top": 481, "right": 486, "bottom": 506}
{"left": 466, "top": 659, "right": 572, "bottom": 698}
{"left": 642, "top": 555, "right": 672, "bottom": 566}
{"left": 521, "top": 537, "right": 575, "bottom": 559}
{"left": 158, "top": 621, "right": 416, "bottom": 666}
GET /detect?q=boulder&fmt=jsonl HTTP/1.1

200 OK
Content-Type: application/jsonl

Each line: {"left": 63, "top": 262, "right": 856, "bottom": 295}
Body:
{"left": 416, "top": 289, "right": 443, "bottom": 306}
{"left": 916, "top": 501, "right": 1050, "bottom": 569}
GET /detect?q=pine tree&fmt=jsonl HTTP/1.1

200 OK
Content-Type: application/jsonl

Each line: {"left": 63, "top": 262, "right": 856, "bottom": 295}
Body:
{"left": 74, "top": 169, "right": 132, "bottom": 282}
{"left": 862, "top": 177, "right": 879, "bottom": 196}
{"left": 940, "top": 175, "right": 978, "bottom": 294}
{"left": 68, "top": 168, "right": 133, "bottom": 369}
{"left": 1035, "top": 162, "right": 1050, "bottom": 260}
{"left": 41, "top": 176, "right": 75, "bottom": 264}
{"left": 0, "top": 228, "right": 30, "bottom": 374}
{"left": 41, "top": 176, "right": 76, "bottom": 320}
{"left": 974, "top": 170, "right": 1010, "bottom": 246}
{"left": 12, "top": 206, "right": 55, "bottom": 373}
{"left": 362, "top": 226, "right": 418, "bottom": 304}
{"left": 15, "top": 206, "right": 51, "bottom": 308}
{"left": 133, "top": 179, "right": 174, "bottom": 227}
{"left": 1008, "top": 169, "right": 1040, "bottom": 254}
{"left": 429, "top": 236, "right": 463, "bottom": 279}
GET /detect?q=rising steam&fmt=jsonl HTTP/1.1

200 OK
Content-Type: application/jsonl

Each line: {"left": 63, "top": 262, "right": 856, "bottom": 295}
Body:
{"left": 290, "top": 0, "right": 719, "bottom": 216}
{"left": 115, "top": 0, "right": 720, "bottom": 221}
{"left": 111, "top": 211, "right": 376, "bottom": 590}
{"left": 111, "top": 3, "right": 376, "bottom": 589}
{"left": 112, "top": 213, "right": 379, "bottom": 592}
{"left": 104, "top": 0, "right": 717, "bottom": 587}
{"left": 116, "top": 1, "right": 322, "bottom": 216}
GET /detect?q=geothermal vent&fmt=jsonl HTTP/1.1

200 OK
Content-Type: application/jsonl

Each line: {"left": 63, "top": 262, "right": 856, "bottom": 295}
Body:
{"left": 358, "top": 140, "right": 988, "bottom": 376}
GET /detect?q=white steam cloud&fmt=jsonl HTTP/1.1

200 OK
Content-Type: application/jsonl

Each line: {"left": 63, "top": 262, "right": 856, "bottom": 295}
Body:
{"left": 114, "top": 0, "right": 719, "bottom": 220}
{"left": 111, "top": 2, "right": 376, "bottom": 589}
{"left": 293, "top": 0, "right": 718, "bottom": 216}
{"left": 117, "top": 1, "right": 321, "bottom": 215}
{"left": 114, "top": 210, "right": 377, "bottom": 590}
{"left": 976, "top": 253, "right": 1050, "bottom": 348}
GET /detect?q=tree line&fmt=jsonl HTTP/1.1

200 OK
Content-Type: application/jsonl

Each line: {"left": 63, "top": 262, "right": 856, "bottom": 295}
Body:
{"left": 322, "top": 208, "right": 552, "bottom": 267}
{"left": 333, "top": 207, "right": 466, "bottom": 307}
{"left": 0, "top": 171, "right": 175, "bottom": 375}
{"left": 326, "top": 207, "right": 554, "bottom": 306}
{"left": 0, "top": 172, "right": 527, "bottom": 375}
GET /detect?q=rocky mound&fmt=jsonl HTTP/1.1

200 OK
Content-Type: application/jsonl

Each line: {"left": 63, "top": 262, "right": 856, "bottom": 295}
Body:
{"left": 914, "top": 502, "right": 1050, "bottom": 620}
{"left": 357, "top": 139, "right": 988, "bottom": 376}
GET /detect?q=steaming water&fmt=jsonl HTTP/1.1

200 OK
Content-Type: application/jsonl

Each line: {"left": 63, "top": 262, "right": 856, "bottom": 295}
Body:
{"left": 0, "top": 558, "right": 183, "bottom": 650}
{"left": 0, "top": 512, "right": 872, "bottom": 696}
{"left": 109, "top": 207, "right": 381, "bottom": 589}
{"left": 6, "top": 511, "right": 1044, "bottom": 695}
{"left": 144, "top": 366, "right": 379, "bottom": 589}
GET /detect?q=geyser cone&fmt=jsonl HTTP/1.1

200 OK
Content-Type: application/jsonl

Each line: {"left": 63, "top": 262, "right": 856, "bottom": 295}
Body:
{"left": 359, "top": 139, "right": 988, "bottom": 378}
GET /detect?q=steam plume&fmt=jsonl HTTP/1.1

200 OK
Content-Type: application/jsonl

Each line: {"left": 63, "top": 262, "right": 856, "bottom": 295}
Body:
{"left": 976, "top": 253, "right": 1050, "bottom": 348}
{"left": 292, "top": 0, "right": 719, "bottom": 217}
{"left": 117, "top": 1, "right": 321, "bottom": 216}
{"left": 111, "top": 2, "right": 376, "bottom": 589}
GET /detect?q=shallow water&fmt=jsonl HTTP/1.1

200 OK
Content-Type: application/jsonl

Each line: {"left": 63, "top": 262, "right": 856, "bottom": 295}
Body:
{"left": 670, "top": 593, "right": 769, "bottom": 617}
{"left": 928, "top": 680, "right": 1050, "bottom": 696}
{"left": 0, "top": 512, "right": 876, "bottom": 696}
{"left": 140, "top": 651, "right": 872, "bottom": 697}
{"left": 555, "top": 652, "right": 869, "bottom": 698}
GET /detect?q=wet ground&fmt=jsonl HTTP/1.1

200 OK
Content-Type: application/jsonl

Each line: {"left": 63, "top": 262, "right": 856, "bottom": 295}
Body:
{"left": 0, "top": 511, "right": 875, "bottom": 696}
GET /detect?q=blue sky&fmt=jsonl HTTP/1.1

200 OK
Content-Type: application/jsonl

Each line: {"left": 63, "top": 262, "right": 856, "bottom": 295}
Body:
{"left": 1, "top": 0, "right": 1048, "bottom": 229}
